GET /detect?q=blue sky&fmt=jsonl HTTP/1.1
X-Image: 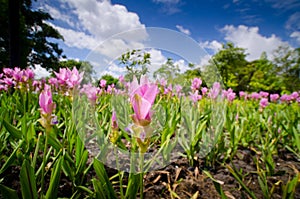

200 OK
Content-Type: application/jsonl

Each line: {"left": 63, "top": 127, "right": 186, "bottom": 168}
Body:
{"left": 33, "top": 0, "right": 300, "bottom": 77}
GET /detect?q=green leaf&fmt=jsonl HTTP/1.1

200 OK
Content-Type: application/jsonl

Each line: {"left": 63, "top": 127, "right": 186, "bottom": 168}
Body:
{"left": 0, "top": 184, "right": 19, "bottom": 199}
{"left": 20, "top": 159, "right": 38, "bottom": 199}
{"left": 3, "top": 119, "right": 22, "bottom": 139}
{"left": 93, "top": 159, "right": 117, "bottom": 199}
{"left": 0, "top": 141, "right": 23, "bottom": 175}
{"left": 45, "top": 157, "right": 63, "bottom": 199}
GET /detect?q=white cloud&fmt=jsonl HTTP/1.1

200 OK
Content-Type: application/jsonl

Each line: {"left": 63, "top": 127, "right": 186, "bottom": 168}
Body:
{"left": 176, "top": 25, "right": 191, "bottom": 35}
{"left": 290, "top": 31, "right": 300, "bottom": 43}
{"left": 199, "top": 40, "right": 222, "bottom": 54}
{"left": 285, "top": 12, "right": 300, "bottom": 30}
{"left": 221, "top": 25, "right": 289, "bottom": 60}
{"left": 266, "top": 0, "right": 300, "bottom": 11}
{"left": 45, "top": 0, "right": 146, "bottom": 55}
{"left": 43, "top": 4, "right": 76, "bottom": 28}
{"left": 32, "top": 65, "right": 51, "bottom": 78}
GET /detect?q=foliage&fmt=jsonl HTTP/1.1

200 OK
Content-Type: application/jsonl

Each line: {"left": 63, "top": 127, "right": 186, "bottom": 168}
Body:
{"left": 0, "top": 0, "right": 64, "bottom": 70}
{"left": 119, "top": 49, "right": 151, "bottom": 81}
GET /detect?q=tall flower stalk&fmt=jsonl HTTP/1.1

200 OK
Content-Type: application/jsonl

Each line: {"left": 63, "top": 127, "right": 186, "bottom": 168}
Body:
{"left": 38, "top": 85, "right": 57, "bottom": 195}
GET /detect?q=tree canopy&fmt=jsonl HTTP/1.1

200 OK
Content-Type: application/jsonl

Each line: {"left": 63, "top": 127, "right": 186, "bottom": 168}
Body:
{"left": 0, "top": 0, "right": 64, "bottom": 71}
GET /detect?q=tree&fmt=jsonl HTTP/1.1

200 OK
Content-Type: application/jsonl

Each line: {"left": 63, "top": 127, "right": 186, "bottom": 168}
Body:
{"left": 0, "top": 0, "right": 64, "bottom": 70}
{"left": 273, "top": 46, "right": 300, "bottom": 92}
{"left": 153, "top": 58, "right": 180, "bottom": 81}
{"left": 99, "top": 74, "right": 118, "bottom": 87}
{"left": 202, "top": 43, "right": 251, "bottom": 91}
{"left": 118, "top": 49, "right": 151, "bottom": 81}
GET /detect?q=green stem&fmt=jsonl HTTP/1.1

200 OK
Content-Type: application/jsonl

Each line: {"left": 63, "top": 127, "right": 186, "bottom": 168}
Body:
{"left": 114, "top": 147, "right": 124, "bottom": 198}
{"left": 139, "top": 152, "right": 144, "bottom": 199}
{"left": 40, "top": 131, "right": 49, "bottom": 196}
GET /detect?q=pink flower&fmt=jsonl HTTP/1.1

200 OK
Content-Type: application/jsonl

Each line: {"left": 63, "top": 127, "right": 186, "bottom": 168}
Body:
{"left": 100, "top": 79, "right": 107, "bottom": 88}
{"left": 130, "top": 76, "right": 158, "bottom": 126}
{"left": 270, "top": 94, "right": 279, "bottom": 102}
{"left": 39, "top": 85, "right": 56, "bottom": 115}
{"left": 209, "top": 82, "right": 221, "bottom": 99}
{"left": 54, "top": 68, "right": 70, "bottom": 85}
{"left": 291, "top": 91, "right": 299, "bottom": 100}
{"left": 251, "top": 92, "right": 260, "bottom": 100}
{"left": 66, "top": 67, "right": 84, "bottom": 88}
{"left": 280, "top": 94, "right": 292, "bottom": 102}
{"left": 191, "top": 78, "right": 202, "bottom": 91}
{"left": 259, "top": 91, "right": 269, "bottom": 98}
{"left": 190, "top": 90, "right": 202, "bottom": 103}
{"left": 259, "top": 98, "right": 269, "bottom": 109}
{"left": 112, "top": 111, "right": 118, "bottom": 130}
{"left": 81, "top": 83, "right": 99, "bottom": 103}
{"left": 201, "top": 87, "right": 208, "bottom": 96}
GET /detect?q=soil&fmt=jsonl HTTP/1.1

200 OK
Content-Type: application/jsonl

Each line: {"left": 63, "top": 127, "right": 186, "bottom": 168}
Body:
{"left": 1, "top": 148, "right": 299, "bottom": 199}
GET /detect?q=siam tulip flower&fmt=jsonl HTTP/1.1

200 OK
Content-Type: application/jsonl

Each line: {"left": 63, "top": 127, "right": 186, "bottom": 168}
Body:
{"left": 239, "top": 91, "right": 247, "bottom": 100}
{"left": 128, "top": 75, "right": 158, "bottom": 153}
{"left": 270, "top": 94, "right": 279, "bottom": 102}
{"left": 54, "top": 68, "right": 70, "bottom": 85}
{"left": 160, "top": 78, "right": 167, "bottom": 87}
{"left": 189, "top": 90, "right": 202, "bottom": 103}
{"left": 259, "top": 91, "right": 269, "bottom": 98}
{"left": 81, "top": 83, "right": 99, "bottom": 103}
{"left": 66, "top": 67, "right": 84, "bottom": 88}
{"left": 107, "top": 84, "right": 115, "bottom": 94}
{"left": 118, "top": 75, "right": 125, "bottom": 85}
{"left": 201, "top": 87, "right": 208, "bottom": 96}
{"left": 191, "top": 77, "right": 202, "bottom": 91}
{"left": 100, "top": 79, "right": 107, "bottom": 88}
{"left": 227, "top": 91, "right": 236, "bottom": 102}
{"left": 0, "top": 77, "right": 14, "bottom": 86}
{"left": 38, "top": 85, "right": 57, "bottom": 130}
{"left": 3, "top": 68, "right": 13, "bottom": 76}
{"left": 290, "top": 91, "right": 299, "bottom": 100}
{"left": 11, "top": 67, "right": 23, "bottom": 82}
{"left": 0, "top": 84, "right": 8, "bottom": 91}
{"left": 251, "top": 92, "right": 261, "bottom": 100}
{"left": 175, "top": 84, "right": 183, "bottom": 97}
{"left": 48, "top": 77, "right": 58, "bottom": 88}
{"left": 164, "top": 84, "right": 173, "bottom": 95}
{"left": 110, "top": 111, "right": 120, "bottom": 144}
{"left": 259, "top": 98, "right": 269, "bottom": 109}
{"left": 208, "top": 82, "right": 221, "bottom": 99}
{"left": 280, "top": 94, "right": 292, "bottom": 103}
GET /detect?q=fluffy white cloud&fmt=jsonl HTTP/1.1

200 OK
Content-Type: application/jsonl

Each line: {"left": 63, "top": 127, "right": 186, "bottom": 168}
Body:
{"left": 32, "top": 65, "right": 51, "bottom": 78}
{"left": 176, "top": 25, "right": 191, "bottom": 35}
{"left": 199, "top": 40, "right": 222, "bottom": 54}
{"left": 45, "top": 0, "right": 146, "bottom": 54}
{"left": 290, "top": 31, "right": 300, "bottom": 43}
{"left": 221, "top": 25, "right": 289, "bottom": 60}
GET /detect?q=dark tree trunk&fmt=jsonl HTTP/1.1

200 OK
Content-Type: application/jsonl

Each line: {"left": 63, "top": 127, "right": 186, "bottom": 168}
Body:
{"left": 8, "top": 0, "right": 21, "bottom": 68}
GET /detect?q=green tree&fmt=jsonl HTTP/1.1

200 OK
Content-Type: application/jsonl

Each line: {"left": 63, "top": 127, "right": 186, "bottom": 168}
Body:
{"left": 202, "top": 43, "right": 254, "bottom": 91}
{"left": 273, "top": 46, "right": 300, "bottom": 92}
{"left": 99, "top": 74, "right": 118, "bottom": 87}
{"left": 0, "top": 0, "right": 64, "bottom": 70}
{"left": 153, "top": 58, "right": 180, "bottom": 81}
{"left": 119, "top": 49, "right": 151, "bottom": 81}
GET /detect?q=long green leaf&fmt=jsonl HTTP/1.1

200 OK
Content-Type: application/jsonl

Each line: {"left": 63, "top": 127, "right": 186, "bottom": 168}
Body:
{"left": 3, "top": 119, "right": 22, "bottom": 139}
{"left": 45, "top": 157, "right": 63, "bottom": 199}
{"left": 0, "top": 140, "right": 23, "bottom": 175}
{"left": 20, "top": 159, "right": 38, "bottom": 199}
{"left": 0, "top": 184, "right": 19, "bottom": 199}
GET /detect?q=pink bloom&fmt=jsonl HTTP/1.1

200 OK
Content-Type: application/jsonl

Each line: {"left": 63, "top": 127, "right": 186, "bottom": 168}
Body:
{"left": 259, "top": 91, "right": 269, "bottom": 98}
{"left": 280, "top": 94, "right": 292, "bottom": 102}
{"left": 39, "top": 85, "right": 56, "bottom": 115}
{"left": 48, "top": 77, "right": 58, "bottom": 88}
{"left": 0, "top": 77, "right": 14, "bottom": 86}
{"left": 66, "top": 67, "right": 84, "bottom": 88}
{"left": 81, "top": 84, "right": 99, "bottom": 103}
{"left": 191, "top": 77, "right": 202, "bottom": 91}
{"left": 118, "top": 75, "right": 125, "bottom": 85}
{"left": 130, "top": 76, "right": 158, "bottom": 126}
{"left": 160, "top": 78, "right": 167, "bottom": 87}
{"left": 190, "top": 90, "right": 202, "bottom": 103}
{"left": 290, "top": 91, "right": 299, "bottom": 100}
{"left": 3, "top": 68, "right": 13, "bottom": 76}
{"left": 112, "top": 111, "right": 118, "bottom": 130}
{"left": 201, "top": 87, "right": 208, "bottom": 96}
{"left": 54, "top": 68, "right": 71, "bottom": 85}
{"left": 209, "top": 82, "right": 221, "bottom": 99}
{"left": 270, "top": 94, "right": 279, "bottom": 102}
{"left": 259, "top": 98, "right": 269, "bottom": 108}
{"left": 100, "top": 79, "right": 107, "bottom": 88}
{"left": 251, "top": 92, "right": 261, "bottom": 100}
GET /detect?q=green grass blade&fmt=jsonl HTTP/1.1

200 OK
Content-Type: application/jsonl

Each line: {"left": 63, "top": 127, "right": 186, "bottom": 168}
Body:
{"left": 20, "top": 159, "right": 38, "bottom": 199}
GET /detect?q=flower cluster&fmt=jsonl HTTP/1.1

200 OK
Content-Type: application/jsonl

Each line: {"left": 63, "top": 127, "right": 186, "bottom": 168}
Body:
{"left": 0, "top": 67, "right": 34, "bottom": 91}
